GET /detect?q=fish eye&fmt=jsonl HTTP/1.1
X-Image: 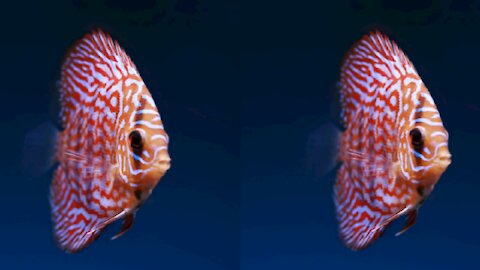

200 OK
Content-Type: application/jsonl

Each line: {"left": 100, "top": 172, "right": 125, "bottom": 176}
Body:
{"left": 409, "top": 128, "right": 424, "bottom": 149}
{"left": 129, "top": 130, "right": 143, "bottom": 151}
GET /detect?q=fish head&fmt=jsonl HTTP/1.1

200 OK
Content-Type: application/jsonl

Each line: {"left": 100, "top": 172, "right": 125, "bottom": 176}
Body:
{"left": 120, "top": 91, "right": 171, "bottom": 203}
{"left": 126, "top": 128, "right": 171, "bottom": 202}
{"left": 401, "top": 92, "right": 451, "bottom": 193}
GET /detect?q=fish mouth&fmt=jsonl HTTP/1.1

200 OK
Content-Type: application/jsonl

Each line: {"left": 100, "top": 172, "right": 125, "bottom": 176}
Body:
{"left": 430, "top": 153, "right": 451, "bottom": 180}
{"left": 154, "top": 158, "right": 171, "bottom": 173}
{"left": 148, "top": 157, "right": 171, "bottom": 182}
{"left": 435, "top": 153, "right": 452, "bottom": 168}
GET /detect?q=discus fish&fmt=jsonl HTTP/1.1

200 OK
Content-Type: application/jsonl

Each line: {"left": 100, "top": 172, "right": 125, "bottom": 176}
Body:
{"left": 331, "top": 31, "right": 451, "bottom": 250}
{"left": 49, "top": 29, "right": 171, "bottom": 253}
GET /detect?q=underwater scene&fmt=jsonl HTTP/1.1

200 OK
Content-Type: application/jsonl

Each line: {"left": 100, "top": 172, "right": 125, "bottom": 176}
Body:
{"left": 1, "top": 1, "right": 479, "bottom": 269}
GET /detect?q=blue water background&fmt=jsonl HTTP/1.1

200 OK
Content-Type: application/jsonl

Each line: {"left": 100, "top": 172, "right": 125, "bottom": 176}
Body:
{"left": 1, "top": 1, "right": 479, "bottom": 269}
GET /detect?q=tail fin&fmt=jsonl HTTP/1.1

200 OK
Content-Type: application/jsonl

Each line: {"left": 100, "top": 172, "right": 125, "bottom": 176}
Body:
{"left": 304, "top": 122, "right": 342, "bottom": 181}
{"left": 22, "top": 121, "right": 59, "bottom": 178}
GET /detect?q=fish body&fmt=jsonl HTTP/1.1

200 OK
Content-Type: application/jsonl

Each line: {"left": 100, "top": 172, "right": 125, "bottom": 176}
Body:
{"left": 334, "top": 31, "right": 451, "bottom": 250}
{"left": 50, "top": 29, "right": 171, "bottom": 253}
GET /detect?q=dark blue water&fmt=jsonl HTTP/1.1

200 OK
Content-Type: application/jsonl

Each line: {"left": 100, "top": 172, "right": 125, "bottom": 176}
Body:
{"left": 240, "top": 2, "right": 480, "bottom": 269}
{"left": 2, "top": 1, "right": 480, "bottom": 269}
{"left": 2, "top": 1, "right": 239, "bottom": 269}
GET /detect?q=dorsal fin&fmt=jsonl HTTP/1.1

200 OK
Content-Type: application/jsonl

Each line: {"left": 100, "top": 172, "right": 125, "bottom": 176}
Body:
{"left": 63, "top": 29, "right": 138, "bottom": 76}
{"left": 342, "top": 30, "right": 414, "bottom": 70}
{"left": 338, "top": 30, "right": 419, "bottom": 128}
{"left": 57, "top": 29, "right": 139, "bottom": 128}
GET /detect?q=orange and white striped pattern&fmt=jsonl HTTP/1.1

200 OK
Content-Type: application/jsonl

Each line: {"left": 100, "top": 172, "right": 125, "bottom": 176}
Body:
{"left": 335, "top": 31, "right": 451, "bottom": 250}
{"left": 50, "top": 30, "right": 170, "bottom": 253}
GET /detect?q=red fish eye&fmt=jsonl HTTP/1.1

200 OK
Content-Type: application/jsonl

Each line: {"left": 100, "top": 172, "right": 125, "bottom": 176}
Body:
{"left": 409, "top": 128, "right": 423, "bottom": 148}
{"left": 129, "top": 130, "right": 143, "bottom": 150}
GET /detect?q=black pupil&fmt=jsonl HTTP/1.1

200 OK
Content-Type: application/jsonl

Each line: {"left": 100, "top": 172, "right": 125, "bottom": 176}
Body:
{"left": 129, "top": 130, "right": 143, "bottom": 150}
{"left": 410, "top": 128, "right": 423, "bottom": 147}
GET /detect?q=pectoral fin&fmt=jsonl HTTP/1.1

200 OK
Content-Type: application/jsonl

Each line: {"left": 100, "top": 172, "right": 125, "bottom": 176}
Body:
{"left": 111, "top": 213, "right": 135, "bottom": 240}
{"left": 305, "top": 122, "right": 342, "bottom": 181}
{"left": 395, "top": 209, "right": 418, "bottom": 237}
{"left": 22, "top": 121, "right": 59, "bottom": 178}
